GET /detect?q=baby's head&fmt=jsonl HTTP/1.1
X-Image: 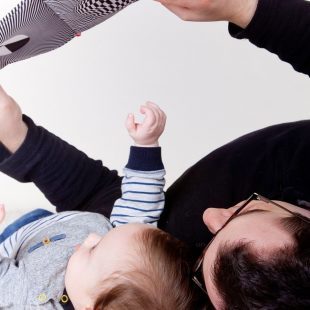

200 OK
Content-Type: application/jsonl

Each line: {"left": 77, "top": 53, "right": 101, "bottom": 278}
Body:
{"left": 65, "top": 223, "right": 199, "bottom": 310}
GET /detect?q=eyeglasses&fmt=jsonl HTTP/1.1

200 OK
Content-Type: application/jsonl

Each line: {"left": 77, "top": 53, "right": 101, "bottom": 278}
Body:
{"left": 192, "top": 192, "right": 310, "bottom": 296}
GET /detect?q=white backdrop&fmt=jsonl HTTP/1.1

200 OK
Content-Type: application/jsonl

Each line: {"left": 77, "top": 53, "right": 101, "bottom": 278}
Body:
{"left": 0, "top": 0, "right": 309, "bottom": 228}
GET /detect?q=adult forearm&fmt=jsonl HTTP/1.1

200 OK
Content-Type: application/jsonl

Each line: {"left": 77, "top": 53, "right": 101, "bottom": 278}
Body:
{"left": 0, "top": 115, "right": 121, "bottom": 213}
{"left": 229, "top": 0, "right": 310, "bottom": 76}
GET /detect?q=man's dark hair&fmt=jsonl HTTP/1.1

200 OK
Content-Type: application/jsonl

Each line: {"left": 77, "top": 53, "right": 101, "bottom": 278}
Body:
{"left": 212, "top": 214, "right": 310, "bottom": 310}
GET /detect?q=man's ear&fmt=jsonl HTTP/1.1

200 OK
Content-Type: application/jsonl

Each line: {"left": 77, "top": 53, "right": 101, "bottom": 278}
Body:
{"left": 203, "top": 208, "right": 234, "bottom": 234}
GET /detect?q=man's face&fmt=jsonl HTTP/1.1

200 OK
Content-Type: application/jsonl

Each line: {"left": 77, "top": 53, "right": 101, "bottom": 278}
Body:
{"left": 202, "top": 200, "right": 310, "bottom": 309}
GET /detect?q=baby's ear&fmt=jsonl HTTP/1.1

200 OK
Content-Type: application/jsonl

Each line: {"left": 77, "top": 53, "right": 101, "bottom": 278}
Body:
{"left": 83, "top": 306, "right": 93, "bottom": 310}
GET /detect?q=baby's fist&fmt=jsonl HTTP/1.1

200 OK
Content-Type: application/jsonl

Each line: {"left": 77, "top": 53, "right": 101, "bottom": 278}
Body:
{"left": 126, "top": 102, "right": 166, "bottom": 147}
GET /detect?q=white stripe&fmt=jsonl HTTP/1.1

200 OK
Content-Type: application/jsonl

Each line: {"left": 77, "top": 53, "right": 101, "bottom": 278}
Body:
{"left": 0, "top": 211, "right": 81, "bottom": 258}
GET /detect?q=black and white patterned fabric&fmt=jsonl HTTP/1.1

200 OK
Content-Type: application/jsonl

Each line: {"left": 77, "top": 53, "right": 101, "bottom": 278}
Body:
{"left": 0, "top": 0, "right": 136, "bottom": 69}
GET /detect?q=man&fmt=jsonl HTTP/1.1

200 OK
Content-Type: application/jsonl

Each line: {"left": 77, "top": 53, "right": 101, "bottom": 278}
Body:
{"left": 1, "top": 0, "right": 310, "bottom": 308}
{"left": 0, "top": 84, "right": 309, "bottom": 309}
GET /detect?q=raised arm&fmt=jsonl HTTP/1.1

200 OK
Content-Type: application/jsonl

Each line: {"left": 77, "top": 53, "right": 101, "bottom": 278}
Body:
{"left": 110, "top": 102, "right": 167, "bottom": 227}
{"left": 0, "top": 86, "right": 121, "bottom": 217}
{"left": 156, "top": 0, "right": 310, "bottom": 76}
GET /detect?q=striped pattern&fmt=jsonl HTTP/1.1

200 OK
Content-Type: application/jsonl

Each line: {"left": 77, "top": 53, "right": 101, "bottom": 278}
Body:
{"left": 110, "top": 168, "right": 166, "bottom": 227}
{"left": 0, "top": 211, "right": 81, "bottom": 258}
{"left": 45, "top": 0, "right": 137, "bottom": 33}
{"left": 0, "top": 35, "right": 29, "bottom": 56}
{"left": 0, "top": 0, "right": 75, "bottom": 69}
{"left": 0, "top": 0, "right": 137, "bottom": 69}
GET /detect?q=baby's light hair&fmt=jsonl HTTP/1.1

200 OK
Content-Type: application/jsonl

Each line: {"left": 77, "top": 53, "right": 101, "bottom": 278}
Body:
{"left": 94, "top": 228, "right": 202, "bottom": 310}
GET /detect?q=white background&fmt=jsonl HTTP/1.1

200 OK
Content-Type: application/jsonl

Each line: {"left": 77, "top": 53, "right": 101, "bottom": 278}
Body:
{"left": 0, "top": 0, "right": 309, "bottom": 228}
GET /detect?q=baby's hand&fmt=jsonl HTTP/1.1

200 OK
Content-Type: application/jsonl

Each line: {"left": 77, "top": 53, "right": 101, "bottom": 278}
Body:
{"left": 0, "top": 204, "right": 6, "bottom": 225}
{"left": 126, "top": 102, "right": 166, "bottom": 147}
{"left": 0, "top": 85, "right": 28, "bottom": 153}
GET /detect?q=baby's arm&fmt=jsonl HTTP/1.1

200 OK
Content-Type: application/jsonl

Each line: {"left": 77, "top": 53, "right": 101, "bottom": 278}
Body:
{"left": 0, "top": 86, "right": 122, "bottom": 216}
{"left": 110, "top": 102, "right": 167, "bottom": 227}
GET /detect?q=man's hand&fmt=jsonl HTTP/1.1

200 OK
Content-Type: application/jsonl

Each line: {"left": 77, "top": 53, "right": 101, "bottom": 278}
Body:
{"left": 155, "top": 0, "right": 258, "bottom": 28}
{"left": 0, "top": 85, "right": 28, "bottom": 153}
{"left": 126, "top": 102, "right": 166, "bottom": 147}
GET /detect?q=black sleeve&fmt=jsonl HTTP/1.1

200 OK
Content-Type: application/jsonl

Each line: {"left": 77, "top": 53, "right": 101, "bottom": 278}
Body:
{"left": 0, "top": 115, "right": 122, "bottom": 217}
{"left": 228, "top": 0, "right": 310, "bottom": 76}
{"left": 160, "top": 120, "right": 310, "bottom": 256}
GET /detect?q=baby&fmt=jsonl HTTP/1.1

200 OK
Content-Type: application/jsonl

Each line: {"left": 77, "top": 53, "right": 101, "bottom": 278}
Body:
{"left": 0, "top": 86, "right": 198, "bottom": 309}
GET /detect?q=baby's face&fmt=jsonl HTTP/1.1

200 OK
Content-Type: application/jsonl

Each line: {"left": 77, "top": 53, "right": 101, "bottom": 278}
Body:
{"left": 65, "top": 223, "right": 152, "bottom": 309}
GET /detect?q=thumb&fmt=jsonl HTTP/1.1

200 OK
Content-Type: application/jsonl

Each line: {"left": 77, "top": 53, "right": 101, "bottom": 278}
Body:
{"left": 126, "top": 113, "right": 136, "bottom": 134}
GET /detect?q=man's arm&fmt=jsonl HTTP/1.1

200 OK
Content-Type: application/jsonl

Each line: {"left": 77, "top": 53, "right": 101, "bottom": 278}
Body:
{"left": 156, "top": 0, "right": 310, "bottom": 76}
{"left": 110, "top": 102, "right": 167, "bottom": 227}
{"left": 0, "top": 86, "right": 121, "bottom": 217}
{"left": 228, "top": 0, "right": 310, "bottom": 76}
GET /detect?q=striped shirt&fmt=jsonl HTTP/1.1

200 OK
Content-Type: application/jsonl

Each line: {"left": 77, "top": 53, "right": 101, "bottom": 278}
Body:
{"left": 0, "top": 146, "right": 165, "bottom": 260}
{"left": 0, "top": 212, "right": 81, "bottom": 258}
{"left": 110, "top": 167, "right": 165, "bottom": 227}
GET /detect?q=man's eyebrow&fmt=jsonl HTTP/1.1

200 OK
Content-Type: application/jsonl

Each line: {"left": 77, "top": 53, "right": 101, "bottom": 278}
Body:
{"left": 233, "top": 208, "right": 268, "bottom": 219}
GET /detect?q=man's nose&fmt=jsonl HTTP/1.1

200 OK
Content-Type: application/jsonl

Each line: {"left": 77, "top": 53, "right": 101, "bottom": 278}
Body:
{"left": 203, "top": 208, "right": 233, "bottom": 234}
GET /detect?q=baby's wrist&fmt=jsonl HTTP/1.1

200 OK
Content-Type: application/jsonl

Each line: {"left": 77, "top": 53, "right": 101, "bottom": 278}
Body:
{"left": 134, "top": 141, "right": 159, "bottom": 148}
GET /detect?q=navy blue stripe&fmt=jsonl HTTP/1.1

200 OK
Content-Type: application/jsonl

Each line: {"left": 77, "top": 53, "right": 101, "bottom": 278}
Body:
{"left": 120, "top": 198, "right": 164, "bottom": 204}
{"left": 122, "top": 182, "right": 164, "bottom": 186}
{"left": 124, "top": 176, "right": 165, "bottom": 181}
{"left": 113, "top": 205, "right": 164, "bottom": 212}
{"left": 111, "top": 214, "right": 160, "bottom": 219}
{"left": 123, "top": 190, "right": 162, "bottom": 195}
{"left": 16, "top": 213, "right": 79, "bottom": 257}
{"left": 147, "top": 219, "right": 158, "bottom": 224}
{"left": 19, "top": 213, "right": 60, "bottom": 245}
{"left": 112, "top": 220, "right": 157, "bottom": 226}
{"left": 113, "top": 219, "right": 157, "bottom": 225}
{"left": 112, "top": 220, "right": 128, "bottom": 225}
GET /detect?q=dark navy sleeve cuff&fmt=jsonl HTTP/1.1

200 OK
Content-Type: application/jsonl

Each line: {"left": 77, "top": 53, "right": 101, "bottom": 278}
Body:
{"left": 126, "top": 146, "right": 164, "bottom": 171}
